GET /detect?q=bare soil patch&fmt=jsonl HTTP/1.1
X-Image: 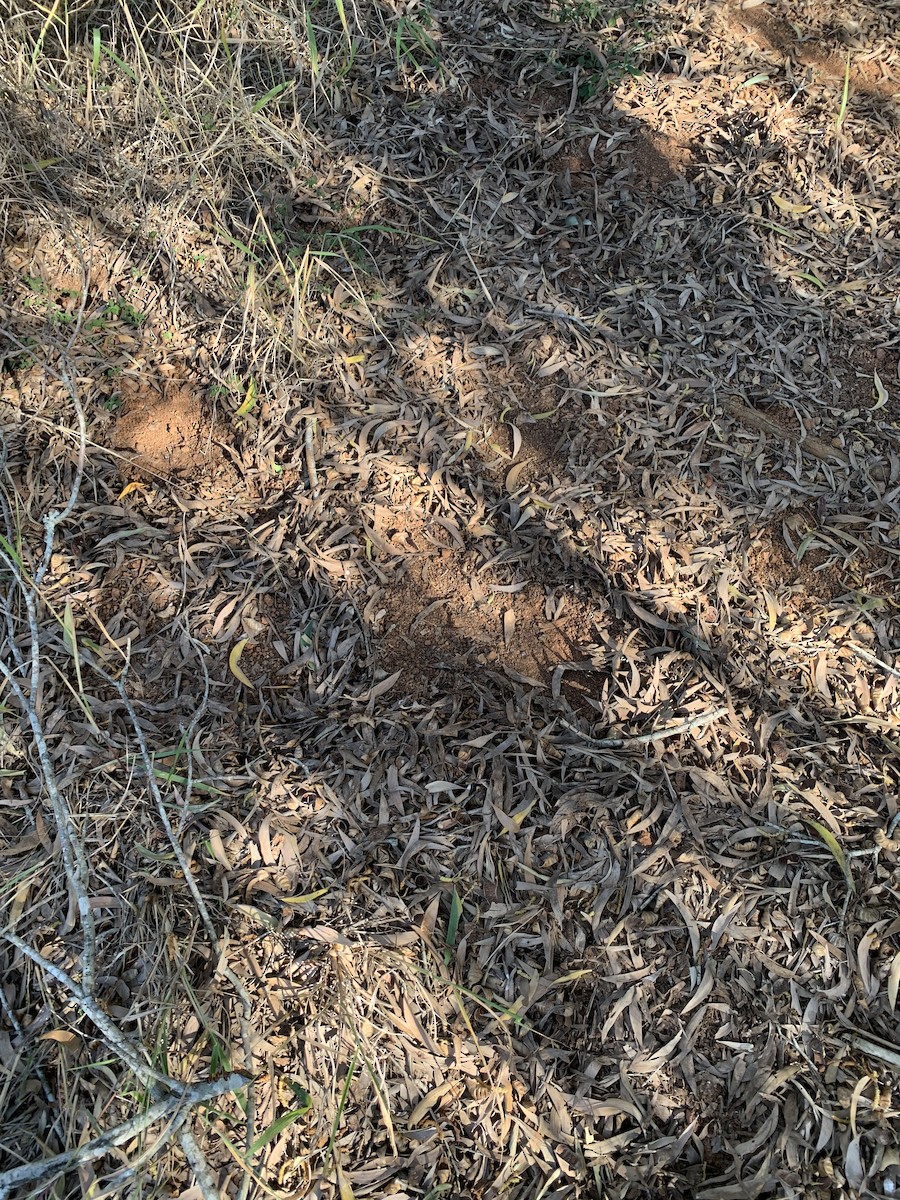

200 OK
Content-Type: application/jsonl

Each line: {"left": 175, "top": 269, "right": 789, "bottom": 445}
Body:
{"left": 549, "top": 127, "right": 693, "bottom": 192}
{"left": 748, "top": 520, "right": 847, "bottom": 603}
{"left": 724, "top": 0, "right": 900, "bottom": 100}
{"left": 832, "top": 342, "right": 900, "bottom": 431}
{"left": 370, "top": 465, "right": 611, "bottom": 703}
{"left": 377, "top": 547, "right": 607, "bottom": 699}
{"left": 110, "top": 377, "right": 226, "bottom": 481}
{"left": 629, "top": 127, "right": 692, "bottom": 189}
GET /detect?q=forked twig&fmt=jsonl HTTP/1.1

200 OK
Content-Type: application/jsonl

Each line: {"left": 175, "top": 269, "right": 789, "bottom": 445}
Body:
{"left": 0, "top": 1073, "right": 248, "bottom": 1195}
{"left": 102, "top": 652, "right": 258, "bottom": 1184}
{"left": 0, "top": 360, "right": 230, "bottom": 1197}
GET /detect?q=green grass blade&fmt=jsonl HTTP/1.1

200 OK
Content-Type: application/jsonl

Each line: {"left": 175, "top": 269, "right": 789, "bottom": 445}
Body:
{"left": 102, "top": 43, "right": 137, "bottom": 81}
{"left": 305, "top": 12, "right": 319, "bottom": 80}
{"left": 249, "top": 1096, "right": 312, "bottom": 1156}
{"left": 0, "top": 532, "right": 24, "bottom": 571}
{"left": 333, "top": 0, "right": 350, "bottom": 40}
{"left": 251, "top": 81, "right": 289, "bottom": 113}
{"left": 446, "top": 889, "right": 462, "bottom": 949}
{"left": 327, "top": 1045, "right": 359, "bottom": 1165}
{"left": 30, "top": 0, "right": 62, "bottom": 72}
{"left": 836, "top": 53, "right": 851, "bottom": 130}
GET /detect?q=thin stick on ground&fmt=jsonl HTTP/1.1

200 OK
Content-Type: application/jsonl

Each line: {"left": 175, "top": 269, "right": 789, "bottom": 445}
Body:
{"left": 0, "top": 1073, "right": 248, "bottom": 1196}
{"left": 0, "top": 369, "right": 230, "bottom": 1198}
{"left": 100, "top": 651, "right": 259, "bottom": 1175}
{"left": 0, "top": 375, "right": 96, "bottom": 992}
{"left": 2, "top": 931, "right": 195, "bottom": 1090}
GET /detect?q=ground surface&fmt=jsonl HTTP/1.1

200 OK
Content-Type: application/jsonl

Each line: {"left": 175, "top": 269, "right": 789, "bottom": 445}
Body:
{"left": 1, "top": 0, "right": 900, "bottom": 1197}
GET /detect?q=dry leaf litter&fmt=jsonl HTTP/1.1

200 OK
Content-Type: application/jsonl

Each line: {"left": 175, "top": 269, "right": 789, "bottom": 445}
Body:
{"left": 0, "top": 0, "right": 899, "bottom": 1196}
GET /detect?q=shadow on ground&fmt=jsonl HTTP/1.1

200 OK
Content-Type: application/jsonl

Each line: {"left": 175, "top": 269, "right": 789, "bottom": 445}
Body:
{"left": 1, "top": 0, "right": 900, "bottom": 1196}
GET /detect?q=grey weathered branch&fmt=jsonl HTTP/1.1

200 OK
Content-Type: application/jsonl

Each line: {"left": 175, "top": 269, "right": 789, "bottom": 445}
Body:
{"left": 0, "top": 1072, "right": 248, "bottom": 1195}
{"left": 108, "top": 652, "right": 258, "bottom": 1183}
{"left": 0, "top": 351, "right": 227, "bottom": 1198}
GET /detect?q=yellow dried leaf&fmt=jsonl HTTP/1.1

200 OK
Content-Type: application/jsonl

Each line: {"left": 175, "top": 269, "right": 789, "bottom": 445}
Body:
{"left": 281, "top": 887, "right": 330, "bottom": 906}
{"left": 772, "top": 194, "right": 812, "bottom": 214}
{"left": 552, "top": 968, "right": 593, "bottom": 986}
{"left": 505, "top": 461, "right": 528, "bottom": 490}
{"left": 234, "top": 378, "right": 256, "bottom": 419}
{"left": 228, "top": 639, "right": 254, "bottom": 687}
{"left": 762, "top": 588, "right": 780, "bottom": 632}
{"left": 805, "top": 818, "right": 854, "bottom": 891}
{"left": 511, "top": 796, "right": 535, "bottom": 827}
{"left": 9, "top": 879, "right": 30, "bottom": 931}
{"left": 41, "top": 1029, "right": 80, "bottom": 1049}
{"left": 117, "top": 481, "right": 146, "bottom": 500}
{"left": 503, "top": 609, "right": 516, "bottom": 648}
{"left": 337, "top": 1166, "right": 356, "bottom": 1200}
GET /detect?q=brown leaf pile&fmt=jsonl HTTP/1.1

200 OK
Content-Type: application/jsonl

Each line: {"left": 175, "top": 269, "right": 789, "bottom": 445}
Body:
{"left": 0, "top": 0, "right": 899, "bottom": 1196}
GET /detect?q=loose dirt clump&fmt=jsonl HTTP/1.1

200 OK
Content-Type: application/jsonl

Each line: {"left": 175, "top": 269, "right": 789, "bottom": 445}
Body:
{"left": 376, "top": 540, "right": 607, "bottom": 701}
{"left": 236, "top": 591, "right": 297, "bottom": 687}
{"left": 527, "top": 83, "right": 571, "bottom": 114}
{"left": 110, "top": 377, "right": 225, "bottom": 481}
{"left": 832, "top": 342, "right": 900, "bottom": 432}
{"left": 748, "top": 520, "right": 854, "bottom": 605}
{"left": 91, "top": 557, "right": 180, "bottom": 636}
{"left": 505, "top": 374, "right": 574, "bottom": 478}
{"left": 629, "top": 128, "right": 691, "bottom": 189}
{"left": 547, "top": 136, "right": 597, "bottom": 191}
{"left": 485, "top": 367, "right": 612, "bottom": 487}
{"left": 514, "top": 413, "right": 570, "bottom": 479}
{"left": 753, "top": 400, "right": 800, "bottom": 437}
